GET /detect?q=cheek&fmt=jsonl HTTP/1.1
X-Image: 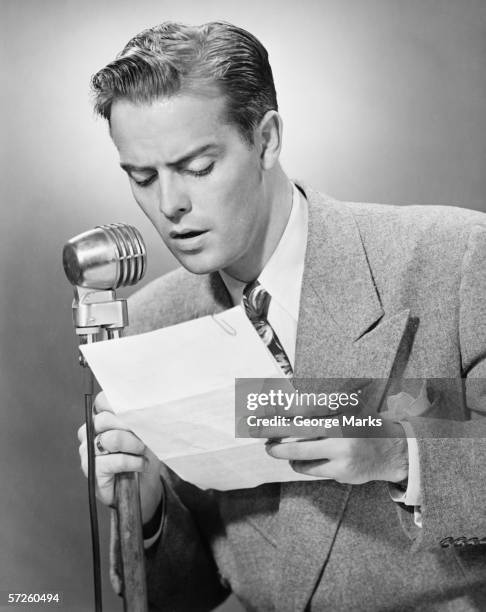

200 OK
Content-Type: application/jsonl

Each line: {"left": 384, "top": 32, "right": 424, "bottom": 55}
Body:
{"left": 210, "top": 160, "right": 261, "bottom": 225}
{"left": 213, "top": 147, "right": 261, "bottom": 197}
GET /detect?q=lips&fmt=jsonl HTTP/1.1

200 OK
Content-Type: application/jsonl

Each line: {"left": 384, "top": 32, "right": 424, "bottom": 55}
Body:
{"left": 169, "top": 228, "right": 209, "bottom": 252}
{"left": 170, "top": 229, "right": 208, "bottom": 239}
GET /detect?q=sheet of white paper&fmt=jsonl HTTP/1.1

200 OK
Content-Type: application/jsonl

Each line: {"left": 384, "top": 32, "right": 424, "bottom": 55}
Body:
{"left": 80, "top": 306, "right": 323, "bottom": 490}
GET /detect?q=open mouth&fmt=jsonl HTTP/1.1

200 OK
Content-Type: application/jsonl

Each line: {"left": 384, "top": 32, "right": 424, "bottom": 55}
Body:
{"left": 170, "top": 229, "right": 208, "bottom": 240}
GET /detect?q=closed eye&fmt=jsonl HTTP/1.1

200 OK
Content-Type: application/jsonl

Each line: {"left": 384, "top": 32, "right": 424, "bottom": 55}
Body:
{"left": 185, "top": 162, "right": 215, "bottom": 178}
{"left": 133, "top": 174, "right": 157, "bottom": 187}
{"left": 131, "top": 161, "right": 215, "bottom": 186}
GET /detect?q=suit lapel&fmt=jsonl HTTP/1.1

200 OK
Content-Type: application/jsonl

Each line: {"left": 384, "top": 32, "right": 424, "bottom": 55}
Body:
{"left": 276, "top": 186, "right": 414, "bottom": 612}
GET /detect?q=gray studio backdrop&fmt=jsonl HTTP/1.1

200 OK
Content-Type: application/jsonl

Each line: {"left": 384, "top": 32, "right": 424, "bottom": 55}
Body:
{"left": 1, "top": 1, "right": 485, "bottom": 611}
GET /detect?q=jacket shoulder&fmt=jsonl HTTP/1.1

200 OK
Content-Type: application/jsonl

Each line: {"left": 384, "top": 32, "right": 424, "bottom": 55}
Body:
{"left": 328, "top": 193, "right": 486, "bottom": 245}
{"left": 302, "top": 184, "right": 486, "bottom": 246}
{"left": 305, "top": 184, "right": 486, "bottom": 286}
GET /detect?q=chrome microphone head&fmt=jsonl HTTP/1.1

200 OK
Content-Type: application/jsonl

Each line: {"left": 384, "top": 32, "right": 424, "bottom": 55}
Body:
{"left": 63, "top": 223, "right": 147, "bottom": 289}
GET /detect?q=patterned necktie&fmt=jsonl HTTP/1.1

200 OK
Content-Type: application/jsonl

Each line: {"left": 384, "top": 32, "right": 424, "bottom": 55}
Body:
{"left": 242, "top": 280, "right": 293, "bottom": 376}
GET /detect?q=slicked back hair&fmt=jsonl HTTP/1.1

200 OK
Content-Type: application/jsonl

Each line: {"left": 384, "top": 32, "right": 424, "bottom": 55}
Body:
{"left": 91, "top": 21, "right": 278, "bottom": 144}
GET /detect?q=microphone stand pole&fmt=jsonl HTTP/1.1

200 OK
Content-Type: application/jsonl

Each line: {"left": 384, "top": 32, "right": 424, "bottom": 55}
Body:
{"left": 74, "top": 287, "right": 148, "bottom": 612}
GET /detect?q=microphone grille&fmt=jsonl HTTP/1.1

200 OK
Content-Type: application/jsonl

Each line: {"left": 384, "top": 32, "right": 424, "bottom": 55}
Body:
{"left": 98, "top": 223, "right": 147, "bottom": 288}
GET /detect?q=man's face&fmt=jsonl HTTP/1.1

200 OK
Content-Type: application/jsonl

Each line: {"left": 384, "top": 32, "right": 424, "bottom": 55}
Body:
{"left": 110, "top": 93, "right": 270, "bottom": 279}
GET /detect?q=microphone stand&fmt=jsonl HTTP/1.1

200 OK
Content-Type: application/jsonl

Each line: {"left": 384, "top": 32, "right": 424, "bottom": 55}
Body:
{"left": 73, "top": 287, "right": 148, "bottom": 612}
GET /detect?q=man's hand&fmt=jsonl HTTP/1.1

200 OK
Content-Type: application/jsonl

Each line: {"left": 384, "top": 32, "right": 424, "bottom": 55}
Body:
{"left": 264, "top": 421, "right": 409, "bottom": 484}
{"left": 77, "top": 391, "right": 163, "bottom": 524}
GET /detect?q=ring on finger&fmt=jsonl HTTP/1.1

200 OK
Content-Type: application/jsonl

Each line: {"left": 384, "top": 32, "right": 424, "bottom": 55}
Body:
{"left": 95, "top": 433, "right": 109, "bottom": 455}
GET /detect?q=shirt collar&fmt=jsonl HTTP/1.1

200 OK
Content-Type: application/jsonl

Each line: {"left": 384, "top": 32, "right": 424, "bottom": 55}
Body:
{"left": 219, "top": 182, "right": 308, "bottom": 322}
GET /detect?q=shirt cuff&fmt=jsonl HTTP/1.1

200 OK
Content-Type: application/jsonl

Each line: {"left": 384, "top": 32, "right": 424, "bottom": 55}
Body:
{"left": 143, "top": 522, "right": 163, "bottom": 549}
{"left": 142, "top": 493, "right": 164, "bottom": 549}
{"left": 388, "top": 422, "right": 423, "bottom": 527}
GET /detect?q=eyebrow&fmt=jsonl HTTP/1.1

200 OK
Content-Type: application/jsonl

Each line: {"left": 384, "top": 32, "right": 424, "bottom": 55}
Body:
{"left": 120, "top": 144, "right": 219, "bottom": 174}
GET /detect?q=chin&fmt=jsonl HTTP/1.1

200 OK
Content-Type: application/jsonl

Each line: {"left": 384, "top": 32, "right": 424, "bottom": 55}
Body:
{"left": 174, "top": 251, "right": 226, "bottom": 275}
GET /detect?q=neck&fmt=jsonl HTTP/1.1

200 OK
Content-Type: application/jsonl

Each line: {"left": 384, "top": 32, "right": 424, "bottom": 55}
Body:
{"left": 222, "top": 164, "right": 293, "bottom": 282}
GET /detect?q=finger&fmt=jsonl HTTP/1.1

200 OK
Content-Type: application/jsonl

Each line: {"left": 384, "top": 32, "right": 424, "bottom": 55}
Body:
{"left": 93, "top": 391, "right": 115, "bottom": 414}
{"left": 95, "top": 430, "right": 145, "bottom": 456}
{"left": 93, "top": 410, "right": 133, "bottom": 434}
{"left": 96, "top": 453, "right": 147, "bottom": 475}
{"left": 278, "top": 437, "right": 352, "bottom": 459}
{"left": 79, "top": 441, "right": 87, "bottom": 471}
{"left": 78, "top": 411, "right": 132, "bottom": 442}
{"left": 80, "top": 452, "right": 146, "bottom": 477}
{"left": 255, "top": 420, "right": 341, "bottom": 440}
{"left": 250, "top": 424, "right": 294, "bottom": 439}
{"left": 79, "top": 441, "right": 147, "bottom": 475}
{"left": 266, "top": 438, "right": 335, "bottom": 461}
{"left": 290, "top": 459, "right": 334, "bottom": 478}
{"left": 77, "top": 423, "right": 87, "bottom": 443}
{"left": 94, "top": 433, "right": 109, "bottom": 455}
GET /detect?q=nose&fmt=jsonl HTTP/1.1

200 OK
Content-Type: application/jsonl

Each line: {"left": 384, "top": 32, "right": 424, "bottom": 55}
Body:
{"left": 157, "top": 173, "right": 191, "bottom": 220}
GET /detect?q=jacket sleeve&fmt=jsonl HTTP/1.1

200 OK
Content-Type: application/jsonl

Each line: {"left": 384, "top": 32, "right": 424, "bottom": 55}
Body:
{"left": 398, "top": 224, "right": 486, "bottom": 551}
{"left": 111, "top": 463, "right": 230, "bottom": 611}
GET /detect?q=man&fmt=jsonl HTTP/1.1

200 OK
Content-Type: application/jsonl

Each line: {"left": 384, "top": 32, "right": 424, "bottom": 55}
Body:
{"left": 77, "top": 21, "right": 486, "bottom": 611}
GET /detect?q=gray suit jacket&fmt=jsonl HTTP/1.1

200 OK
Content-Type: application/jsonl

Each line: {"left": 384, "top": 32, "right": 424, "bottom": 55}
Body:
{"left": 114, "top": 184, "right": 486, "bottom": 611}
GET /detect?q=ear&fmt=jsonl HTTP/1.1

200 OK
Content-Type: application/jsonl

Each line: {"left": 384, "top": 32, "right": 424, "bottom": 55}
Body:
{"left": 256, "top": 110, "right": 283, "bottom": 170}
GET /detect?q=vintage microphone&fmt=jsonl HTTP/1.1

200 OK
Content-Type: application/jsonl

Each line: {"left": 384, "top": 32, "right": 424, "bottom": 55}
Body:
{"left": 63, "top": 223, "right": 148, "bottom": 612}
